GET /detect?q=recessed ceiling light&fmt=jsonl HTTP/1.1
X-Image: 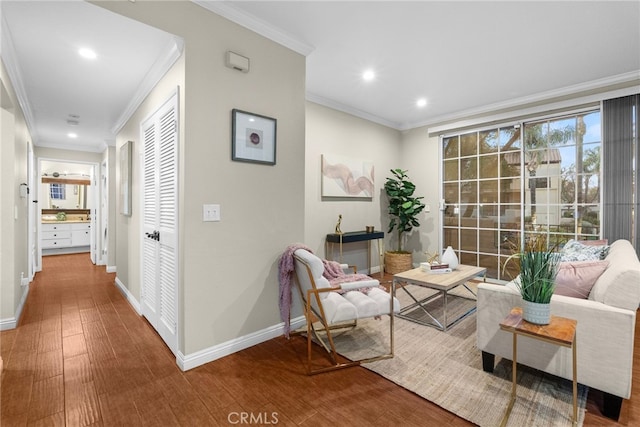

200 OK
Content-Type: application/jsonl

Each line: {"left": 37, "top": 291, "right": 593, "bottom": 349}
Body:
{"left": 68, "top": 133, "right": 78, "bottom": 139}
{"left": 416, "top": 98, "right": 427, "bottom": 108}
{"left": 362, "top": 70, "right": 375, "bottom": 82}
{"left": 78, "top": 48, "right": 97, "bottom": 60}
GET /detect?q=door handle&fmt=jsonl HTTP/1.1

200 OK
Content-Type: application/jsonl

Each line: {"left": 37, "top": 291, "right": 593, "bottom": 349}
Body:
{"left": 145, "top": 231, "right": 160, "bottom": 241}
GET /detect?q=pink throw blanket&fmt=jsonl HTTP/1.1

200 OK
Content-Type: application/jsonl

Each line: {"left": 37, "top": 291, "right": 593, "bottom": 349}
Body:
{"left": 322, "top": 259, "right": 383, "bottom": 292}
{"left": 278, "top": 243, "right": 313, "bottom": 338}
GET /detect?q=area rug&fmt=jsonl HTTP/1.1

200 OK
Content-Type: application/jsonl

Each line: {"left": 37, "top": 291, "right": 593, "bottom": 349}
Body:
{"left": 329, "top": 283, "right": 588, "bottom": 427}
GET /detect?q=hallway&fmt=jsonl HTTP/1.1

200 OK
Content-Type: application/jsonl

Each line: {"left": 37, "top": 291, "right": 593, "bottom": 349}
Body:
{"left": 0, "top": 254, "right": 180, "bottom": 425}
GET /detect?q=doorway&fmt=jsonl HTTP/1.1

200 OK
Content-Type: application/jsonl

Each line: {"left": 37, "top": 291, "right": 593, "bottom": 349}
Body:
{"left": 36, "top": 159, "right": 100, "bottom": 272}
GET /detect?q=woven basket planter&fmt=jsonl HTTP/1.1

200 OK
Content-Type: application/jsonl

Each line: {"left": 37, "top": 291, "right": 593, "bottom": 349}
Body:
{"left": 385, "top": 251, "right": 413, "bottom": 275}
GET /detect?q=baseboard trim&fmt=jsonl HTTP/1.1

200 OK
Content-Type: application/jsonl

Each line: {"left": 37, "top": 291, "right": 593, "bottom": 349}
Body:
{"left": 0, "top": 283, "right": 30, "bottom": 331}
{"left": 0, "top": 318, "right": 16, "bottom": 331}
{"left": 176, "top": 316, "right": 306, "bottom": 371}
{"left": 106, "top": 265, "right": 117, "bottom": 273}
{"left": 114, "top": 276, "right": 141, "bottom": 315}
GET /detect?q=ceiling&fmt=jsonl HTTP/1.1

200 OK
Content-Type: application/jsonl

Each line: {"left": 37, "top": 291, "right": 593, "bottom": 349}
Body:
{"left": 1, "top": 1, "right": 639, "bottom": 153}
{"left": 1, "top": 0, "right": 182, "bottom": 153}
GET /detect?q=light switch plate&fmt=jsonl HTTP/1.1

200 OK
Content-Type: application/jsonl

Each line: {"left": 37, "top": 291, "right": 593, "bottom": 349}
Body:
{"left": 203, "top": 204, "right": 221, "bottom": 222}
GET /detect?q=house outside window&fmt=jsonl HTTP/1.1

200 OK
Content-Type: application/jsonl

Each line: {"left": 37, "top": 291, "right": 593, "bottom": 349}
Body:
{"left": 442, "top": 109, "right": 601, "bottom": 280}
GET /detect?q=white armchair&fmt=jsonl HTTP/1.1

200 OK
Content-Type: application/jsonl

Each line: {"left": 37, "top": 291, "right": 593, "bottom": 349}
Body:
{"left": 292, "top": 248, "right": 399, "bottom": 374}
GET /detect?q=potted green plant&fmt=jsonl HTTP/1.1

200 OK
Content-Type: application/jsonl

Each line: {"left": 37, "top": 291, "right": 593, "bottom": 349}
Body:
{"left": 507, "top": 234, "right": 560, "bottom": 324}
{"left": 384, "top": 169, "right": 425, "bottom": 274}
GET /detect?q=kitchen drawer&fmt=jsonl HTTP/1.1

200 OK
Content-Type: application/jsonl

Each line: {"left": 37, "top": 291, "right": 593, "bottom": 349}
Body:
{"left": 42, "top": 238, "right": 72, "bottom": 249}
{"left": 42, "top": 230, "right": 71, "bottom": 239}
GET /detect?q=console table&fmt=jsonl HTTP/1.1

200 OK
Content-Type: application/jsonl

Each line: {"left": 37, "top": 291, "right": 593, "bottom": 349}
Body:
{"left": 325, "top": 231, "right": 384, "bottom": 278}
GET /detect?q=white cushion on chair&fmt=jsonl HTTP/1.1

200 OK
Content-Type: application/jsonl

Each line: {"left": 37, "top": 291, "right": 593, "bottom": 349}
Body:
{"left": 315, "top": 276, "right": 332, "bottom": 300}
{"left": 322, "top": 292, "right": 358, "bottom": 323}
{"left": 367, "top": 287, "right": 401, "bottom": 314}
{"left": 343, "top": 291, "right": 380, "bottom": 318}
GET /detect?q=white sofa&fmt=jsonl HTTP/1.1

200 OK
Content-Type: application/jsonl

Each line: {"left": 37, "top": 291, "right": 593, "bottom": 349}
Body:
{"left": 477, "top": 239, "right": 640, "bottom": 420}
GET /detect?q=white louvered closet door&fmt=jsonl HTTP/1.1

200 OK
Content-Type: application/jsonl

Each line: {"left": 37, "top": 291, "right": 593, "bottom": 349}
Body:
{"left": 140, "top": 90, "right": 179, "bottom": 355}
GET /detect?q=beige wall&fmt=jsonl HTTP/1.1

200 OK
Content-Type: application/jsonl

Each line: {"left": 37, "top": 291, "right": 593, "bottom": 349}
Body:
{"left": 35, "top": 147, "right": 103, "bottom": 164}
{"left": 0, "top": 59, "right": 30, "bottom": 323}
{"left": 95, "top": 1, "right": 306, "bottom": 356}
{"left": 400, "top": 127, "right": 441, "bottom": 260}
{"left": 304, "top": 102, "right": 442, "bottom": 270}
{"left": 305, "top": 102, "right": 403, "bottom": 269}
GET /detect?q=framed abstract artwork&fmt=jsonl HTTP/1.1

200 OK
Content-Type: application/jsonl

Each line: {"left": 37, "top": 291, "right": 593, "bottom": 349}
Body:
{"left": 321, "top": 154, "right": 374, "bottom": 198}
{"left": 231, "top": 109, "right": 277, "bottom": 165}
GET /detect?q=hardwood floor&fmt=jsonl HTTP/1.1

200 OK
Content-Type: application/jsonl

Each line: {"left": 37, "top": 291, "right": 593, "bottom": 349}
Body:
{"left": 0, "top": 253, "right": 637, "bottom": 426}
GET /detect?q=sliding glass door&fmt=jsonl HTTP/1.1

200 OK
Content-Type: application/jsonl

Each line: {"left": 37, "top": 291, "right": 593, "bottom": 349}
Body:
{"left": 441, "top": 110, "right": 601, "bottom": 281}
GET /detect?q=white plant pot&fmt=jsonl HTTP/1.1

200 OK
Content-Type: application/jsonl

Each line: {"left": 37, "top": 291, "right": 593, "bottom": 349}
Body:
{"left": 522, "top": 300, "right": 551, "bottom": 325}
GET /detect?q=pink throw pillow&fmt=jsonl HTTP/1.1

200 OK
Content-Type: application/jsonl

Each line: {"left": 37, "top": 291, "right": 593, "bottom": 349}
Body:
{"left": 580, "top": 239, "right": 608, "bottom": 246}
{"left": 554, "top": 260, "right": 609, "bottom": 299}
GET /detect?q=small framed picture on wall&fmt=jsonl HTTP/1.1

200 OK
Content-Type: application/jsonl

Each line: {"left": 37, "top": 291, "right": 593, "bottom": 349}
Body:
{"left": 231, "top": 109, "right": 277, "bottom": 165}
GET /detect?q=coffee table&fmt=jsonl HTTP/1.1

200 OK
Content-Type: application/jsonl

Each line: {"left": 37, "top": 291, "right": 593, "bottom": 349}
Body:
{"left": 392, "top": 264, "right": 486, "bottom": 331}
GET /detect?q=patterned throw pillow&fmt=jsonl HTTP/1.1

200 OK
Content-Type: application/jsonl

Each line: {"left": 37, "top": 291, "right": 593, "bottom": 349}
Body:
{"left": 560, "top": 239, "right": 609, "bottom": 262}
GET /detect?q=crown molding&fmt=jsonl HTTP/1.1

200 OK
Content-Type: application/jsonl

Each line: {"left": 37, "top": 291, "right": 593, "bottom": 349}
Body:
{"left": 306, "top": 92, "right": 402, "bottom": 130}
{"left": 414, "top": 71, "right": 640, "bottom": 133}
{"left": 1, "top": 13, "right": 38, "bottom": 142}
{"left": 35, "top": 139, "right": 106, "bottom": 154}
{"left": 110, "top": 37, "right": 184, "bottom": 136}
{"left": 192, "top": 0, "right": 314, "bottom": 56}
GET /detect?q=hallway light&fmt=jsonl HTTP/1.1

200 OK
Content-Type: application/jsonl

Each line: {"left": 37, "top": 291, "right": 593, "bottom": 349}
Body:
{"left": 362, "top": 69, "right": 375, "bottom": 82}
{"left": 78, "top": 48, "right": 97, "bottom": 60}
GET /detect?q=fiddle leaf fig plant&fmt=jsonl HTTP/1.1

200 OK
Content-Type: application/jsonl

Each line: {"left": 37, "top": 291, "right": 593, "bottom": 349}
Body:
{"left": 384, "top": 169, "right": 425, "bottom": 253}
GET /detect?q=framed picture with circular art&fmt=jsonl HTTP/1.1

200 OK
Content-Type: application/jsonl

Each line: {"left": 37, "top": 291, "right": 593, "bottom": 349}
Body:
{"left": 231, "top": 109, "right": 277, "bottom": 165}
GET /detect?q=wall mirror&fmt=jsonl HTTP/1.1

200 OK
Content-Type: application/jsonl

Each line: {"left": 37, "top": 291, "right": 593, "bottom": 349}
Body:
{"left": 41, "top": 176, "right": 90, "bottom": 209}
{"left": 40, "top": 160, "right": 94, "bottom": 213}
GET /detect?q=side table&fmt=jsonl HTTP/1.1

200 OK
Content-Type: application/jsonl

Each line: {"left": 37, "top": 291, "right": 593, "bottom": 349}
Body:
{"left": 499, "top": 307, "right": 578, "bottom": 427}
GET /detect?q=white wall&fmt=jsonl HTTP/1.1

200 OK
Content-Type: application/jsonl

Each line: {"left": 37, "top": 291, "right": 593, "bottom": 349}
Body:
{"left": 96, "top": 1, "right": 306, "bottom": 357}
